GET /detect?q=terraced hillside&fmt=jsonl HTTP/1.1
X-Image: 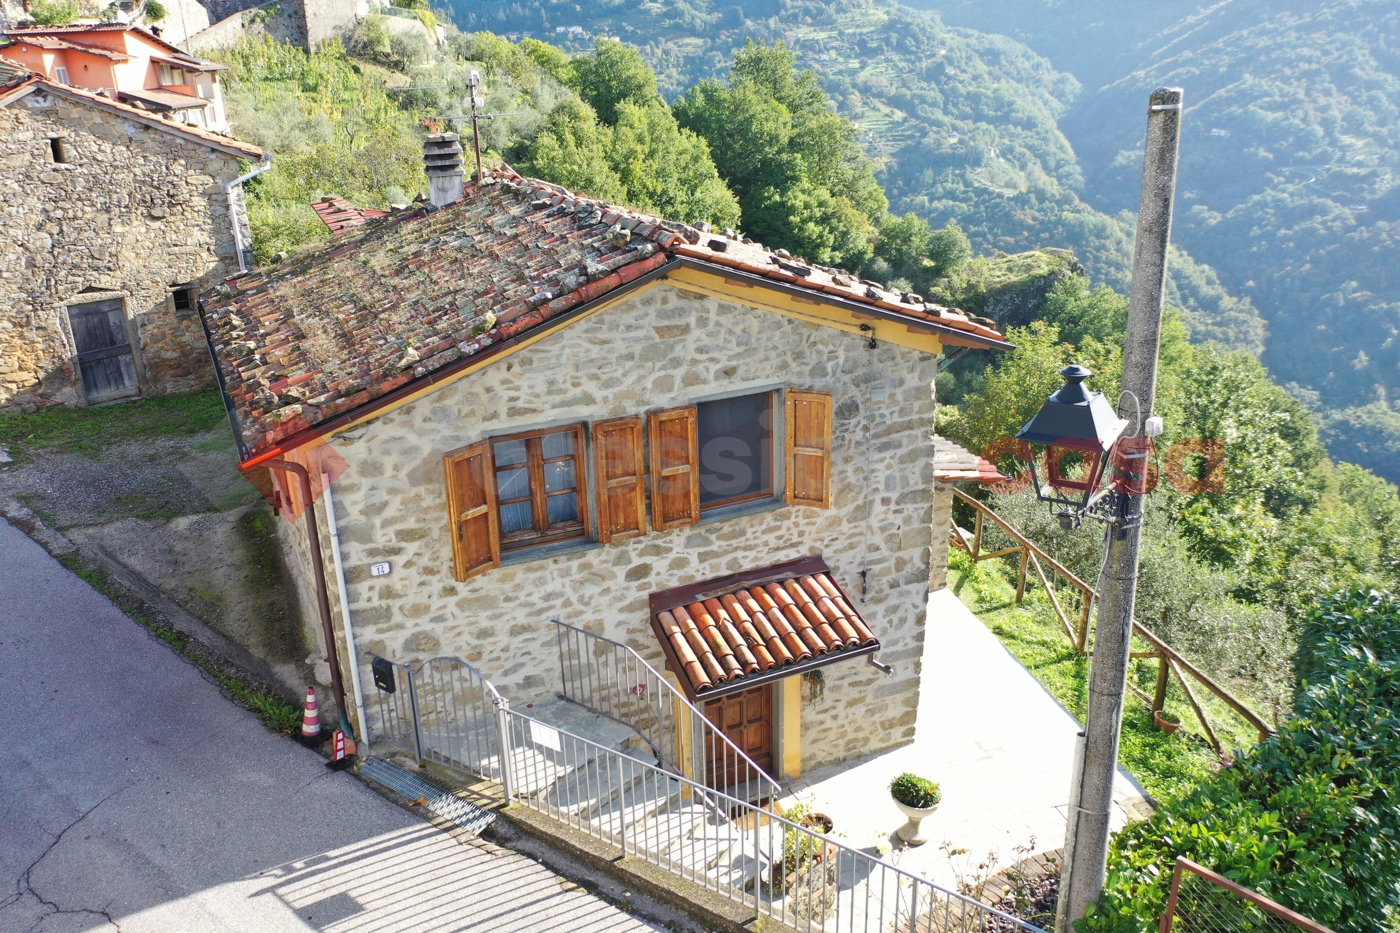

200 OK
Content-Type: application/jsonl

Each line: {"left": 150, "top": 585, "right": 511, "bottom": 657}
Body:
{"left": 450, "top": 0, "right": 1265, "bottom": 353}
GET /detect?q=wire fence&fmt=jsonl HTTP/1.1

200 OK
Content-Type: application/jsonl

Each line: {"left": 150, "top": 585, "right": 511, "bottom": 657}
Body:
{"left": 500, "top": 706, "right": 1047, "bottom": 933}
{"left": 366, "top": 648, "right": 1048, "bottom": 933}
{"left": 1160, "top": 858, "right": 1337, "bottom": 933}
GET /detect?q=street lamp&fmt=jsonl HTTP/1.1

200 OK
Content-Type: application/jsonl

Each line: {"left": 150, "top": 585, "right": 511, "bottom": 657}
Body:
{"left": 1016, "top": 365, "right": 1128, "bottom": 530}
{"left": 1052, "top": 86, "right": 1184, "bottom": 931}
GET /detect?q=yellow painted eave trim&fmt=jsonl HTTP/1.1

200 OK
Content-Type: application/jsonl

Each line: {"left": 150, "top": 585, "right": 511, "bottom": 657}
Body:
{"left": 664, "top": 266, "right": 944, "bottom": 356}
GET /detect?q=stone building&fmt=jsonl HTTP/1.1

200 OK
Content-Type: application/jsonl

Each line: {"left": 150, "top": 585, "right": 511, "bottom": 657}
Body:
{"left": 0, "top": 66, "right": 266, "bottom": 411}
{"left": 200, "top": 158, "right": 1009, "bottom": 785}
{"left": 2, "top": 23, "right": 231, "bottom": 131}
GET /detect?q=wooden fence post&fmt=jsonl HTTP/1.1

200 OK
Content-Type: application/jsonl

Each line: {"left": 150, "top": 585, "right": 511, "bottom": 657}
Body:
{"left": 1152, "top": 655, "right": 1169, "bottom": 713}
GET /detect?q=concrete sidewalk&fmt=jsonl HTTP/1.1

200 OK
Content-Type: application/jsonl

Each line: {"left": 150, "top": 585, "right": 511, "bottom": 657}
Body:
{"left": 0, "top": 516, "right": 662, "bottom": 933}
{"left": 787, "top": 588, "right": 1147, "bottom": 889}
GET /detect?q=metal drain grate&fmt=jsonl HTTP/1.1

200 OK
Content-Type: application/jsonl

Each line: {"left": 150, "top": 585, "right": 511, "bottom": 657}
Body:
{"left": 360, "top": 757, "right": 497, "bottom": 837}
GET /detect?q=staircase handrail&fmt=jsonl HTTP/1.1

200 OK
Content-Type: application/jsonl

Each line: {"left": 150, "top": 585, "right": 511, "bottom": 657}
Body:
{"left": 551, "top": 618, "right": 783, "bottom": 803}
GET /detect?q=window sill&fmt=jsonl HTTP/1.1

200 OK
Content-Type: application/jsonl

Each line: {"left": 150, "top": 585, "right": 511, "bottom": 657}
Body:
{"left": 500, "top": 536, "right": 604, "bottom": 567}
{"left": 696, "top": 496, "right": 786, "bottom": 527}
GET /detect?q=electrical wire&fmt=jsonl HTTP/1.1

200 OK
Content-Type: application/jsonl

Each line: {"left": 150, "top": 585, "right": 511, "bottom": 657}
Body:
{"left": 1119, "top": 389, "right": 1143, "bottom": 438}
{"left": 860, "top": 332, "right": 877, "bottom": 601}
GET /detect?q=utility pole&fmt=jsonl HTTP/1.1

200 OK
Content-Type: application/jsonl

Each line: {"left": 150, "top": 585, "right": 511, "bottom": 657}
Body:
{"left": 467, "top": 69, "right": 485, "bottom": 182}
{"left": 1056, "top": 86, "right": 1184, "bottom": 931}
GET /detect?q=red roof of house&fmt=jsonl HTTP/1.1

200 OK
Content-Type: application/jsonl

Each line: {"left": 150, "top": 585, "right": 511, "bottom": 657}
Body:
{"left": 649, "top": 556, "right": 879, "bottom": 699}
{"left": 932, "top": 437, "right": 1006, "bottom": 484}
{"left": 201, "top": 170, "right": 1009, "bottom": 462}
{"left": 0, "top": 71, "right": 265, "bottom": 158}
{"left": 3, "top": 23, "right": 209, "bottom": 63}
{"left": 311, "top": 196, "right": 391, "bottom": 234}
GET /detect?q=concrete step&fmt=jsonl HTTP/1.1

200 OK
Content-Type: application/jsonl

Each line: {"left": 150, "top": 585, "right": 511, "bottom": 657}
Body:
{"left": 592, "top": 772, "right": 691, "bottom": 843}
{"left": 541, "top": 743, "right": 659, "bottom": 819}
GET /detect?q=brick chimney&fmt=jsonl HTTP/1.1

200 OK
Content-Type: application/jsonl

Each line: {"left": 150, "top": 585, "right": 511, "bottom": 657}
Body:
{"left": 423, "top": 134, "right": 465, "bottom": 208}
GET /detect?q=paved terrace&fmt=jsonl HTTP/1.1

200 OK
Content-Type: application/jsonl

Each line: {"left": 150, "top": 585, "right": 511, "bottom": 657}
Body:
{"left": 784, "top": 588, "right": 1148, "bottom": 892}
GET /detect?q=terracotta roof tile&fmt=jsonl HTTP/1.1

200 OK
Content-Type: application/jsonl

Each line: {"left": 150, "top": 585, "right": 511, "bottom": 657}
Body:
{"left": 202, "top": 172, "right": 1007, "bottom": 461}
{"left": 3, "top": 23, "right": 209, "bottom": 62}
{"left": 311, "top": 196, "right": 391, "bottom": 234}
{"left": 932, "top": 436, "right": 1006, "bottom": 484}
{"left": 0, "top": 74, "right": 265, "bottom": 157}
{"left": 650, "top": 557, "right": 879, "bottom": 697}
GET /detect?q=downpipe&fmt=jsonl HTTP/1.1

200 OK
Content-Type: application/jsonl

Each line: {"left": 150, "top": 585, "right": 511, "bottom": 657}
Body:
{"left": 224, "top": 154, "right": 272, "bottom": 274}
{"left": 322, "top": 475, "right": 369, "bottom": 746}
{"left": 260, "top": 459, "right": 352, "bottom": 738}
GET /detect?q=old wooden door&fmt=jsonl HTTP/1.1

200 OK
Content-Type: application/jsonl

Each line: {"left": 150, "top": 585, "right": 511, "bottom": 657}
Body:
{"left": 703, "top": 684, "right": 774, "bottom": 791}
{"left": 67, "top": 299, "right": 138, "bottom": 400}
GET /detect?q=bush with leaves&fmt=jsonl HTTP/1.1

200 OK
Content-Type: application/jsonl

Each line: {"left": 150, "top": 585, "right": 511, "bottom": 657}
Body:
{"left": 1080, "top": 588, "right": 1400, "bottom": 933}
{"left": 24, "top": 0, "right": 79, "bottom": 25}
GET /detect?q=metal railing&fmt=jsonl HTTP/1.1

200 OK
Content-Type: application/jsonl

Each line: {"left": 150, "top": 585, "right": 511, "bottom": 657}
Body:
{"left": 552, "top": 618, "right": 783, "bottom": 806}
{"left": 951, "top": 488, "right": 1275, "bottom": 746}
{"left": 501, "top": 706, "right": 1047, "bottom": 933}
{"left": 366, "top": 654, "right": 511, "bottom": 793}
{"left": 1160, "top": 858, "right": 1337, "bottom": 933}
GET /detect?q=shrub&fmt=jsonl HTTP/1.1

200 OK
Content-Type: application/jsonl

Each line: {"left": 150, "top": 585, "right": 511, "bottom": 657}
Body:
{"left": 25, "top": 0, "right": 79, "bottom": 25}
{"left": 1080, "top": 588, "right": 1400, "bottom": 933}
{"left": 890, "top": 772, "right": 942, "bottom": 808}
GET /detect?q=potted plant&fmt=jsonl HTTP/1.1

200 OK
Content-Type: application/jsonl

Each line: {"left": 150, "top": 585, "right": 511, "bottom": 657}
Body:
{"left": 1153, "top": 709, "right": 1180, "bottom": 734}
{"left": 890, "top": 772, "right": 941, "bottom": 845}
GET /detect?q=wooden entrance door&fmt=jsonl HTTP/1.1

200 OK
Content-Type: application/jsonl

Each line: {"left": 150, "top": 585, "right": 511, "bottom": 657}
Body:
{"left": 67, "top": 299, "right": 137, "bottom": 400}
{"left": 703, "top": 683, "right": 774, "bottom": 791}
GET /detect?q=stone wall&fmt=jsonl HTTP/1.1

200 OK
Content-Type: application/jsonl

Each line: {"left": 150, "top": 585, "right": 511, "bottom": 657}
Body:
{"left": 280, "top": 285, "right": 941, "bottom": 772}
{"left": 0, "top": 90, "right": 246, "bottom": 411}
{"left": 929, "top": 480, "right": 955, "bottom": 591}
{"left": 299, "top": 0, "right": 370, "bottom": 48}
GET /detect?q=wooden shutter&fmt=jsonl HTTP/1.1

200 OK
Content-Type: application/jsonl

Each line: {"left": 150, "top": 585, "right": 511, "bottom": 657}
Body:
{"left": 648, "top": 406, "right": 700, "bottom": 530}
{"left": 786, "top": 390, "right": 833, "bottom": 508}
{"left": 594, "top": 416, "right": 648, "bottom": 543}
{"left": 443, "top": 441, "right": 500, "bottom": 581}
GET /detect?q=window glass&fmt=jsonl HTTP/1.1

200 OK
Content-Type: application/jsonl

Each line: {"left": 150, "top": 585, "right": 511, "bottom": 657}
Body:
{"left": 499, "top": 501, "right": 533, "bottom": 534}
{"left": 547, "top": 492, "right": 580, "bottom": 525}
{"left": 491, "top": 427, "right": 587, "bottom": 550}
{"left": 494, "top": 438, "right": 527, "bottom": 467}
{"left": 544, "top": 459, "right": 575, "bottom": 493}
{"left": 541, "top": 431, "right": 574, "bottom": 460}
{"left": 696, "top": 392, "right": 773, "bottom": 508}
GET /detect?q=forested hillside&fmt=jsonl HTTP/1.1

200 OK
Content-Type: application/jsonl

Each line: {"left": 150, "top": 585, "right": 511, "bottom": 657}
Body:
{"left": 928, "top": 0, "right": 1400, "bottom": 481}
{"left": 448, "top": 0, "right": 1266, "bottom": 355}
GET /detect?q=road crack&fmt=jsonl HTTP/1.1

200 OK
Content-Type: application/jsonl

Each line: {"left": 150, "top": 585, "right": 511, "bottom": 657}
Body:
{"left": 13, "top": 784, "right": 132, "bottom": 931}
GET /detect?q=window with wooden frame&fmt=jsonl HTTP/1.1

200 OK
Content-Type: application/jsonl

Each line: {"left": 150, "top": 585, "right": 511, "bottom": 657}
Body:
{"left": 696, "top": 391, "right": 774, "bottom": 510}
{"left": 491, "top": 426, "right": 589, "bottom": 551}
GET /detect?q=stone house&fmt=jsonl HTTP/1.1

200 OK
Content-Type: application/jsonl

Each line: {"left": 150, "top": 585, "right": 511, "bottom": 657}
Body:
{"left": 200, "top": 156, "right": 1009, "bottom": 784}
{"left": 0, "top": 64, "right": 266, "bottom": 411}
{"left": 2, "top": 23, "right": 231, "bottom": 131}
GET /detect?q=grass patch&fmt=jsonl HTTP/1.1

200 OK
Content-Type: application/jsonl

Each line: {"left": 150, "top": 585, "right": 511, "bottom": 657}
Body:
{"left": 949, "top": 548, "right": 1226, "bottom": 803}
{"left": 0, "top": 388, "right": 228, "bottom": 463}
{"left": 54, "top": 551, "right": 301, "bottom": 735}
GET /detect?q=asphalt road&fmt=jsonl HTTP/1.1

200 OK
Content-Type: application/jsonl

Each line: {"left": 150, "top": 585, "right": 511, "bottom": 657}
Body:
{"left": 0, "top": 517, "right": 661, "bottom": 933}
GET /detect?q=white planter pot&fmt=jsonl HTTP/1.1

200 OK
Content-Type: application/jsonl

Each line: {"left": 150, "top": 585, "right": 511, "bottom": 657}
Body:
{"left": 893, "top": 798, "right": 939, "bottom": 846}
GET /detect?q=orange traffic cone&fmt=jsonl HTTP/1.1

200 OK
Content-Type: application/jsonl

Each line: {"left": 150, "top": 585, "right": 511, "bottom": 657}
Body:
{"left": 299, "top": 686, "right": 324, "bottom": 747}
{"left": 326, "top": 729, "right": 357, "bottom": 770}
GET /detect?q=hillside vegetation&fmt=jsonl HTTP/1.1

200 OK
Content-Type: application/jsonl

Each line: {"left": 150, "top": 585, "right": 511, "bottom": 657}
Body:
{"left": 929, "top": 0, "right": 1400, "bottom": 482}
{"left": 448, "top": 0, "right": 1266, "bottom": 355}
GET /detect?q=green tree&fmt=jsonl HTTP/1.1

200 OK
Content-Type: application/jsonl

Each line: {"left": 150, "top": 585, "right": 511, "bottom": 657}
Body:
{"left": 609, "top": 100, "right": 740, "bottom": 228}
{"left": 565, "top": 39, "right": 660, "bottom": 125}
{"left": 927, "top": 221, "right": 972, "bottom": 276}
{"left": 874, "top": 213, "right": 933, "bottom": 281}
{"left": 522, "top": 98, "right": 626, "bottom": 203}
{"left": 673, "top": 40, "right": 885, "bottom": 269}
